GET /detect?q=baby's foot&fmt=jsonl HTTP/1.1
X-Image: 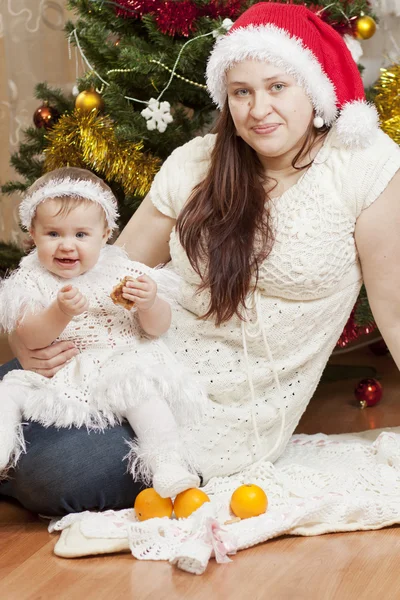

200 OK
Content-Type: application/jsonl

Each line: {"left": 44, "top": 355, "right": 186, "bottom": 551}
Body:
{"left": 152, "top": 464, "right": 200, "bottom": 498}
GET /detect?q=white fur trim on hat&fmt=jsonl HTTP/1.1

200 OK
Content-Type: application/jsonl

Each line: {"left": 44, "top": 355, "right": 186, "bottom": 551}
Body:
{"left": 336, "top": 101, "right": 380, "bottom": 149}
{"left": 19, "top": 177, "right": 119, "bottom": 231}
{"left": 206, "top": 24, "right": 338, "bottom": 125}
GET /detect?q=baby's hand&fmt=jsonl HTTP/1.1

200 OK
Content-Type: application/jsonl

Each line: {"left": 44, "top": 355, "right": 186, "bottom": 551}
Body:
{"left": 58, "top": 285, "right": 89, "bottom": 317}
{"left": 123, "top": 274, "right": 157, "bottom": 311}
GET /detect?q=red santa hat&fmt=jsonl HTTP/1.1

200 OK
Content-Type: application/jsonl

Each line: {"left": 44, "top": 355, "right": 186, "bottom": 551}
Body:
{"left": 206, "top": 2, "right": 379, "bottom": 148}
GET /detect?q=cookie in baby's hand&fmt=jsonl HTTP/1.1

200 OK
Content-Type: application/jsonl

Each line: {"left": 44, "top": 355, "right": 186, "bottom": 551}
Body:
{"left": 110, "top": 276, "right": 136, "bottom": 310}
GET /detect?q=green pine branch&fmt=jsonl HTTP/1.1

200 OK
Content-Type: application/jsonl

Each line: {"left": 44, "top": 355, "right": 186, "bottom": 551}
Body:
{"left": 35, "top": 82, "right": 75, "bottom": 113}
{"left": 0, "top": 242, "right": 25, "bottom": 277}
{"left": 1, "top": 180, "right": 30, "bottom": 194}
{"left": 354, "top": 285, "right": 374, "bottom": 327}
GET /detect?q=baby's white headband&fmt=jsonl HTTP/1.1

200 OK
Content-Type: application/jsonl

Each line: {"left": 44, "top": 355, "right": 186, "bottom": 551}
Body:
{"left": 19, "top": 176, "right": 119, "bottom": 231}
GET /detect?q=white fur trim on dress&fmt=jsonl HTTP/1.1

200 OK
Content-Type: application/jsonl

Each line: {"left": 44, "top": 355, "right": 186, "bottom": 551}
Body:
{"left": 95, "top": 363, "right": 209, "bottom": 427}
{"left": 206, "top": 24, "right": 338, "bottom": 125}
{"left": 19, "top": 177, "right": 119, "bottom": 231}
{"left": 1, "top": 359, "right": 208, "bottom": 433}
{"left": 0, "top": 423, "right": 26, "bottom": 479}
{"left": 0, "top": 384, "right": 26, "bottom": 478}
{"left": 336, "top": 101, "right": 380, "bottom": 149}
{"left": 0, "top": 254, "right": 47, "bottom": 333}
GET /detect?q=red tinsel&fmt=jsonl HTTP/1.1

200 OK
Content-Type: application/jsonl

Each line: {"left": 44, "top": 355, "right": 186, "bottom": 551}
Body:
{"left": 115, "top": 0, "right": 361, "bottom": 37}
{"left": 156, "top": 1, "right": 200, "bottom": 36}
{"left": 336, "top": 307, "right": 376, "bottom": 348}
{"left": 114, "top": 0, "right": 246, "bottom": 36}
{"left": 201, "top": 0, "right": 247, "bottom": 20}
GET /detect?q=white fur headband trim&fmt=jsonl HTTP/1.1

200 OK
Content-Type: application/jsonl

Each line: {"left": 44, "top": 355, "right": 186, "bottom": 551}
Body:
{"left": 19, "top": 177, "right": 119, "bottom": 231}
{"left": 206, "top": 24, "right": 338, "bottom": 124}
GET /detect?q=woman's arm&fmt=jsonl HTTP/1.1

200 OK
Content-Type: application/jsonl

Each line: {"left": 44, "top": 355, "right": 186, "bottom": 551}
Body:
{"left": 115, "top": 194, "right": 176, "bottom": 267}
{"left": 8, "top": 331, "right": 79, "bottom": 376}
{"left": 355, "top": 170, "right": 400, "bottom": 369}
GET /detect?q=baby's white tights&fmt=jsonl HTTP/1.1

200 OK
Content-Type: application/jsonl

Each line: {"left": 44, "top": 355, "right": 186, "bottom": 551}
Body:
{"left": 125, "top": 396, "right": 199, "bottom": 498}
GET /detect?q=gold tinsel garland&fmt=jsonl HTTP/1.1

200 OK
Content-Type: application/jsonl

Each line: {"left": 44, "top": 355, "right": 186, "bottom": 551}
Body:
{"left": 44, "top": 110, "right": 160, "bottom": 197}
{"left": 373, "top": 64, "right": 400, "bottom": 145}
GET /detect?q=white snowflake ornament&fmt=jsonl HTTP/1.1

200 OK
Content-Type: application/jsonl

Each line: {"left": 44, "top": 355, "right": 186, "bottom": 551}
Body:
{"left": 141, "top": 98, "right": 173, "bottom": 133}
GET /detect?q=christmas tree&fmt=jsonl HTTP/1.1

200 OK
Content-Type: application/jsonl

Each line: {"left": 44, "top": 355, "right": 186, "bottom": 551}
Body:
{"left": 2, "top": 0, "right": 398, "bottom": 348}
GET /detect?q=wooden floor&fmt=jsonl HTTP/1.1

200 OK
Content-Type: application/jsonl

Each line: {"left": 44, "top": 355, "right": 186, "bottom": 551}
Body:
{"left": 1, "top": 336, "right": 400, "bottom": 599}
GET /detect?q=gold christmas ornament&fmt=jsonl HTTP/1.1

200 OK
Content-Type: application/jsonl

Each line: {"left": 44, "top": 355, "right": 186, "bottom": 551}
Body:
{"left": 44, "top": 110, "right": 160, "bottom": 197}
{"left": 373, "top": 64, "right": 400, "bottom": 145}
{"left": 75, "top": 89, "right": 105, "bottom": 114}
{"left": 355, "top": 16, "right": 377, "bottom": 40}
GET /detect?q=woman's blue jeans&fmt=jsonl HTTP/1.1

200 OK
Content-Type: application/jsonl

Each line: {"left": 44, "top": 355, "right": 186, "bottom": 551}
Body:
{"left": 0, "top": 360, "right": 145, "bottom": 516}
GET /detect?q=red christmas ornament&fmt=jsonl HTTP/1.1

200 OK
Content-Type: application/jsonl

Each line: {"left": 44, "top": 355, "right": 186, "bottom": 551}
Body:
{"left": 354, "top": 378, "right": 383, "bottom": 409}
{"left": 33, "top": 102, "right": 60, "bottom": 130}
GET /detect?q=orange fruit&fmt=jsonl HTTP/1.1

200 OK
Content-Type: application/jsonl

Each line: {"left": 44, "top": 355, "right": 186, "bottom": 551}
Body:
{"left": 230, "top": 484, "right": 268, "bottom": 519}
{"left": 173, "top": 488, "right": 210, "bottom": 519}
{"left": 134, "top": 488, "right": 173, "bottom": 521}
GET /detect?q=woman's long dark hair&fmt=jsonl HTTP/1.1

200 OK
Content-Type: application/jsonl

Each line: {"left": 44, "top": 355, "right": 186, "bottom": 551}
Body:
{"left": 176, "top": 102, "right": 329, "bottom": 326}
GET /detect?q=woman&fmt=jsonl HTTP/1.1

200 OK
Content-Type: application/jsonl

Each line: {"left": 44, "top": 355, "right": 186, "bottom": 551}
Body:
{"left": 1, "top": 2, "right": 400, "bottom": 515}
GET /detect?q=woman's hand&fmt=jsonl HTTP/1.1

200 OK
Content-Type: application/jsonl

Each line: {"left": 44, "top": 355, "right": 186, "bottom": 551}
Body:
{"left": 8, "top": 330, "right": 79, "bottom": 378}
{"left": 57, "top": 285, "right": 89, "bottom": 317}
{"left": 123, "top": 275, "right": 157, "bottom": 311}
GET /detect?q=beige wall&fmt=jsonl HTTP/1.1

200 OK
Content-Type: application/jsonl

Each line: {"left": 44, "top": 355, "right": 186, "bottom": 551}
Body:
{"left": 0, "top": 0, "right": 76, "bottom": 245}
{"left": 0, "top": 2, "right": 399, "bottom": 245}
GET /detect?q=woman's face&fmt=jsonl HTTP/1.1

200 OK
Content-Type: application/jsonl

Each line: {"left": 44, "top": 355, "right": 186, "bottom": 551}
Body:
{"left": 226, "top": 60, "right": 314, "bottom": 168}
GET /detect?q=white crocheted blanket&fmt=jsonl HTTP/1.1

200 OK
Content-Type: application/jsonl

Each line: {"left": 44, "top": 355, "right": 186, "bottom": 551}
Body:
{"left": 49, "top": 427, "right": 400, "bottom": 575}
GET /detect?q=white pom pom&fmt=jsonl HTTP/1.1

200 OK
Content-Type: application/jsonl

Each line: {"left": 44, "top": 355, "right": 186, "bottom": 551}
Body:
{"left": 336, "top": 101, "right": 380, "bottom": 149}
{"left": 313, "top": 116, "right": 324, "bottom": 129}
{"left": 343, "top": 34, "right": 363, "bottom": 64}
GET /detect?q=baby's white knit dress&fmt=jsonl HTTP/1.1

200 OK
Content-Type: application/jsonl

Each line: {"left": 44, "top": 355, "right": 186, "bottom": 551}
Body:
{"left": 149, "top": 124, "right": 400, "bottom": 484}
{"left": 0, "top": 245, "right": 206, "bottom": 468}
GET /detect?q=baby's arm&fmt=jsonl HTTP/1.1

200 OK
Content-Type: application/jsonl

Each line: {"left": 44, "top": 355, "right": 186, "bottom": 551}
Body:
{"left": 17, "top": 285, "right": 88, "bottom": 350}
{"left": 123, "top": 274, "right": 171, "bottom": 336}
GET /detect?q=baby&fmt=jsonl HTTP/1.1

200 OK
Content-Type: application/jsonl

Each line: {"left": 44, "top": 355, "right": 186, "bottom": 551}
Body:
{"left": 0, "top": 167, "right": 206, "bottom": 498}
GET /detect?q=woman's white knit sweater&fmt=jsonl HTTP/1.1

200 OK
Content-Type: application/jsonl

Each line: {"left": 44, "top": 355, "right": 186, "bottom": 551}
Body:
{"left": 149, "top": 125, "right": 400, "bottom": 483}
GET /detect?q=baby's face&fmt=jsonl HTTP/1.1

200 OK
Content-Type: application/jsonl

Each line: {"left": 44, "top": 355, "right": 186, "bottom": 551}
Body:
{"left": 30, "top": 199, "right": 110, "bottom": 279}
